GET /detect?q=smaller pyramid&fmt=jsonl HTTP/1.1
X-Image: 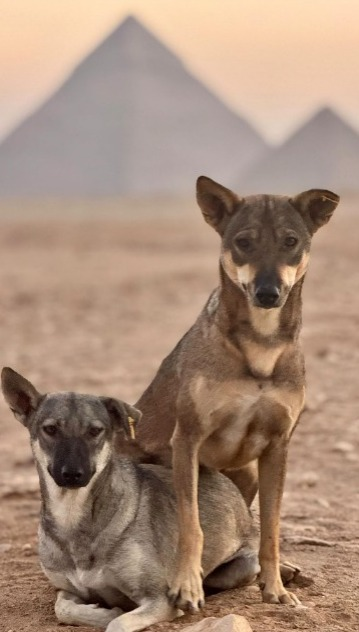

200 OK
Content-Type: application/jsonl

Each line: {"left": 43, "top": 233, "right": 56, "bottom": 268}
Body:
{"left": 238, "top": 107, "right": 359, "bottom": 194}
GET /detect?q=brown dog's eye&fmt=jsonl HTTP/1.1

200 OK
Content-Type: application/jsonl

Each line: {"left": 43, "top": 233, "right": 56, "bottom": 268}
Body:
{"left": 88, "top": 426, "right": 103, "bottom": 438}
{"left": 43, "top": 425, "right": 57, "bottom": 437}
{"left": 235, "top": 237, "right": 251, "bottom": 251}
{"left": 284, "top": 236, "right": 298, "bottom": 248}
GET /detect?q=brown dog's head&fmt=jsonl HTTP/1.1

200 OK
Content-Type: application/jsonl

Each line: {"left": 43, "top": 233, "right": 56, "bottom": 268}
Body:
{"left": 197, "top": 176, "right": 340, "bottom": 309}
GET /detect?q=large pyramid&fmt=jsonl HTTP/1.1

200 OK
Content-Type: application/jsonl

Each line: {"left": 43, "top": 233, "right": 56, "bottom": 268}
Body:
{"left": 238, "top": 107, "right": 359, "bottom": 194}
{"left": 0, "top": 16, "right": 266, "bottom": 196}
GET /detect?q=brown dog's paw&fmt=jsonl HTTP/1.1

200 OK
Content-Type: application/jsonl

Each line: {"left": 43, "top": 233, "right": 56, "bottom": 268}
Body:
{"left": 167, "top": 567, "right": 205, "bottom": 612}
{"left": 259, "top": 572, "right": 301, "bottom": 606}
{"left": 262, "top": 588, "right": 301, "bottom": 605}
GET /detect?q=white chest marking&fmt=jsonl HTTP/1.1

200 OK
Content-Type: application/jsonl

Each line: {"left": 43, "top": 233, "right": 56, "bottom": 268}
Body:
{"left": 68, "top": 567, "right": 105, "bottom": 595}
{"left": 241, "top": 340, "right": 285, "bottom": 377}
{"left": 49, "top": 486, "right": 92, "bottom": 531}
{"left": 248, "top": 304, "right": 281, "bottom": 337}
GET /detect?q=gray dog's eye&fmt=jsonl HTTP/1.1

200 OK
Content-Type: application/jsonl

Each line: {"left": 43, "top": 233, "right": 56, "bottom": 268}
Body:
{"left": 88, "top": 426, "right": 103, "bottom": 438}
{"left": 43, "top": 425, "right": 57, "bottom": 437}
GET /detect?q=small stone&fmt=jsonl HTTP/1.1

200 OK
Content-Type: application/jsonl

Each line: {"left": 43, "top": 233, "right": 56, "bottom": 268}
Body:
{"left": 245, "top": 584, "right": 260, "bottom": 594}
{"left": 182, "top": 614, "right": 253, "bottom": 632}
{"left": 332, "top": 441, "right": 354, "bottom": 454}
{"left": 298, "top": 471, "right": 319, "bottom": 487}
{"left": 317, "top": 498, "right": 330, "bottom": 508}
{"left": 22, "top": 543, "right": 32, "bottom": 551}
{"left": 0, "top": 543, "right": 12, "bottom": 554}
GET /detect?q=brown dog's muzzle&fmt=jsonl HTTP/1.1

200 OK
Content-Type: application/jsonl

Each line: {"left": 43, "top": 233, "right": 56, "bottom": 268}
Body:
{"left": 254, "top": 284, "right": 281, "bottom": 309}
{"left": 252, "top": 270, "right": 282, "bottom": 309}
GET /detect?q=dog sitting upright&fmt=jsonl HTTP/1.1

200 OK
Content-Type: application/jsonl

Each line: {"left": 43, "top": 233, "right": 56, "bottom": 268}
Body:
{"left": 135, "top": 177, "right": 340, "bottom": 610}
{"left": 1, "top": 367, "right": 258, "bottom": 632}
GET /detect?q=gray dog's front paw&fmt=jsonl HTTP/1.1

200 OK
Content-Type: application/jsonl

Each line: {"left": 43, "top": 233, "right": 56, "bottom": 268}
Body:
{"left": 90, "top": 605, "right": 122, "bottom": 629}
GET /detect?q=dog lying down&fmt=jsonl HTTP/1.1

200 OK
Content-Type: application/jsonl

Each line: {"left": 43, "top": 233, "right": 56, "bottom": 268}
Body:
{"left": 1, "top": 367, "right": 259, "bottom": 632}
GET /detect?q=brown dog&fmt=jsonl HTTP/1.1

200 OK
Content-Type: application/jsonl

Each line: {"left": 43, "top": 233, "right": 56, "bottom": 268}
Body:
{"left": 135, "top": 176, "right": 339, "bottom": 611}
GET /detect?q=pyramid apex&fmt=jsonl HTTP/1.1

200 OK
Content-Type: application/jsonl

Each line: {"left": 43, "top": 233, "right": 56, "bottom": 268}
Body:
{"left": 312, "top": 106, "right": 341, "bottom": 121}
{"left": 118, "top": 14, "right": 148, "bottom": 30}
{"left": 110, "top": 14, "right": 158, "bottom": 40}
{"left": 298, "top": 105, "right": 359, "bottom": 139}
{"left": 305, "top": 105, "right": 359, "bottom": 129}
{"left": 316, "top": 105, "right": 336, "bottom": 115}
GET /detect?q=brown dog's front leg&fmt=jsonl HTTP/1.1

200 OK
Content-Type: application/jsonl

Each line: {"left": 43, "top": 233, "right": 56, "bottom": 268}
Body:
{"left": 258, "top": 438, "right": 300, "bottom": 605}
{"left": 167, "top": 421, "right": 204, "bottom": 612}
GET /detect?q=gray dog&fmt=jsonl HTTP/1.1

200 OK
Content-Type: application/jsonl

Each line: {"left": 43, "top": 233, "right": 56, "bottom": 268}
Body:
{"left": 1, "top": 367, "right": 259, "bottom": 632}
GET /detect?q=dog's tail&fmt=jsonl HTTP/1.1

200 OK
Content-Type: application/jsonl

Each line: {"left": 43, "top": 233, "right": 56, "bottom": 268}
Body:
{"left": 204, "top": 546, "right": 260, "bottom": 592}
{"left": 114, "top": 435, "right": 172, "bottom": 466}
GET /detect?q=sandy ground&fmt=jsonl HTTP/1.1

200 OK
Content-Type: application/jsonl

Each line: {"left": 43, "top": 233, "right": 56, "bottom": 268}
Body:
{"left": 0, "top": 196, "right": 358, "bottom": 632}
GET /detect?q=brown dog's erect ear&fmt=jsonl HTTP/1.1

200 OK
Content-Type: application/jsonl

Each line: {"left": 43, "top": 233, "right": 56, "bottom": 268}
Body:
{"left": 100, "top": 397, "right": 142, "bottom": 440}
{"left": 1, "top": 367, "right": 42, "bottom": 426}
{"left": 290, "top": 189, "right": 340, "bottom": 234}
{"left": 196, "top": 176, "right": 243, "bottom": 235}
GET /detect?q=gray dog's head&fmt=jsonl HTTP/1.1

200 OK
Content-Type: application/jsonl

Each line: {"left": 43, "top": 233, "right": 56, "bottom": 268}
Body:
{"left": 1, "top": 367, "right": 141, "bottom": 489}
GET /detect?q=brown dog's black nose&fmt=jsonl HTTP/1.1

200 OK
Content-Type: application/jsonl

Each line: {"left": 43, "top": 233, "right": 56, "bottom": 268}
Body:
{"left": 255, "top": 285, "right": 280, "bottom": 308}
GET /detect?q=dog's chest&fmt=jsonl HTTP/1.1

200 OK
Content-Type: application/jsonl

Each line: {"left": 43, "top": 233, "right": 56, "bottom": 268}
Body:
{"left": 44, "top": 536, "right": 123, "bottom": 606}
{"left": 69, "top": 565, "right": 105, "bottom": 595}
{"left": 42, "top": 523, "right": 153, "bottom": 607}
{"left": 192, "top": 375, "right": 302, "bottom": 470}
{"left": 241, "top": 340, "right": 286, "bottom": 378}
{"left": 65, "top": 563, "right": 127, "bottom": 608}
{"left": 198, "top": 392, "right": 268, "bottom": 469}
{"left": 49, "top": 488, "right": 91, "bottom": 531}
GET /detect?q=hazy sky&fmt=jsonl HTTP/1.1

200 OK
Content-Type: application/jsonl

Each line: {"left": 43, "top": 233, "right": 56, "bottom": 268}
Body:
{"left": 1, "top": 0, "right": 359, "bottom": 143}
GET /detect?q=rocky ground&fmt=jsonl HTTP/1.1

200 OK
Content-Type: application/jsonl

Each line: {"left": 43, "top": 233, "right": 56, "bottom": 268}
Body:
{"left": 0, "top": 196, "right": 358, "bottom": 632}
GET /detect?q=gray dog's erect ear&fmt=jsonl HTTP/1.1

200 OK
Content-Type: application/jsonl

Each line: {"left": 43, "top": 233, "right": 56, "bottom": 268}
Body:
{"left": 1, "top": 367, "right": 42, "bottom": 426}
{"left": 196, "top": 176, "right": 243, "bottom": 235}
{"left": 290, "top": 189, "right": 340, "bottom": 234}
{"left": 100, "top": 397, "right": 142, "bottom": 440}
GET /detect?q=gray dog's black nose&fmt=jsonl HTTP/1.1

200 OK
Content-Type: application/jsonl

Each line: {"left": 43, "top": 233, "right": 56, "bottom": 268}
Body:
{"left": 61, "top": 465, "right": 85, "bottom": 487}
{"left": 255, "top": 285, "right": 280, "bottom": 308}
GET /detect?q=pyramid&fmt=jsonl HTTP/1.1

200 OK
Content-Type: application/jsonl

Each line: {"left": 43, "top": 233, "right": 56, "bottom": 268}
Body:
{"left": 0, "top": 16, "right": 266, "bottom": 196}
{"left": 238, "top": 107, "right": 359, "bottom": 194}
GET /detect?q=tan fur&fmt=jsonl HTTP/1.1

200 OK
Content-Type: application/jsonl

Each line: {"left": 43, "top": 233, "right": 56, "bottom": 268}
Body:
{"left": 295, "top": 251, "right": 310, "bottom": 281}
{"left": 278, "top": 265, "right": 297, "bottom": 289}
{"left": 136, "top": 177, "right": 340, "bottom": 611}
{"left": 279, "top": 252, "right": 310, "bottom": 288}
{"left": 241, "top": 340, "right": 286, "bottom": 378}
{"left": 221, "top": 250, "right": 256, "bottom": 287}
{"left": 189, "top": 374, "right": 303, "bottom": 471}
{"left": 247, "top": 305, "right": 281, "bottom": 337}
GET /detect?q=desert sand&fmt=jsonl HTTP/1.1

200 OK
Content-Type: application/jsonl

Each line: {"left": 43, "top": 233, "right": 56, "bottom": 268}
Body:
{"left": 0, "top": 196, "right": 358, "bottom": 631}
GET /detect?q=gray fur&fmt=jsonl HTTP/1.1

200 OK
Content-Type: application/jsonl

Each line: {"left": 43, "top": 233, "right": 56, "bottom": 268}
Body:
{"left": 1, "top": 367, "right": 258, "bottom": 632}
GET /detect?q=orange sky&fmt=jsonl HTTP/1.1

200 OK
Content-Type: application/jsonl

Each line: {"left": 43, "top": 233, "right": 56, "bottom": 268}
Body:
{"left": 1, "top": 0, "right": 359, "bottom": 142}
